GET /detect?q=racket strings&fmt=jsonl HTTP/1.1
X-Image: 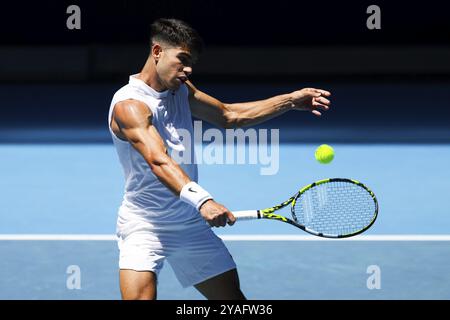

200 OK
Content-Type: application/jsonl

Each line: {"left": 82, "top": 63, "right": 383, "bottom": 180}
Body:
{"left": 293, "top": 181, "right": 376, "bottom": 236}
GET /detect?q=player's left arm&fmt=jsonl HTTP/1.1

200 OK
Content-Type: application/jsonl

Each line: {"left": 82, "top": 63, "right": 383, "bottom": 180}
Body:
{"left": 186, "top": 80, "right": 331, "bottom": 128}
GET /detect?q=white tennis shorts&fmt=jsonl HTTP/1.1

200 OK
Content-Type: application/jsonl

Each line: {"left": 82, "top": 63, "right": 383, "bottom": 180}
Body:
{"left": 116, "top": 211, "right": 236, "bottom": 288}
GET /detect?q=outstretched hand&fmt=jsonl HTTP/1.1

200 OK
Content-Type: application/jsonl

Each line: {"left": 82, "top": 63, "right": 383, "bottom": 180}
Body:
{"left": 290, "top": 88, "right": 331, "bottom": 117}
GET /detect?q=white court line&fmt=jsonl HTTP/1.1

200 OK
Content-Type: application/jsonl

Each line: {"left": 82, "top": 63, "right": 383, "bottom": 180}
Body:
{"left": 221, "top": 234, "right": 450, "bottom": 241}
{"left": 0, "top": 234, "right": 116, "bottom": 241}
{"left": 0, "top": 234, "right": 450, "bottom": 241}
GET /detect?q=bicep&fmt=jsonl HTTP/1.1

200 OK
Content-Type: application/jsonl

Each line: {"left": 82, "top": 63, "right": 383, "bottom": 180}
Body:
{"left": 113, "top": 100, "right": 167, "bottom": 159}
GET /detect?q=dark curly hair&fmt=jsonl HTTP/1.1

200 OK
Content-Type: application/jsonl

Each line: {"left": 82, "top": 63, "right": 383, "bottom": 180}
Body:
{"left": 150, "top": 18, "right": 204, "bottom": 59}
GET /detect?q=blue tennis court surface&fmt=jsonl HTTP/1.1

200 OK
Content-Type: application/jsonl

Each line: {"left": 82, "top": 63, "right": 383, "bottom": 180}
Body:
{"left": 2, "top": 143, "right": 450, "bottom": 234}
{"left": 1, "top": 241, "right": 449, "bottom": 300}
{"left": 1, "top": 142, "right": 449, "bottom": 299}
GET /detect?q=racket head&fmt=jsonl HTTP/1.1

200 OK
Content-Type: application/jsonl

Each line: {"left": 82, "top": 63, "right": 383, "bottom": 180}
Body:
{"left": 290, "top": 178, "right": 378, "bottom": 238}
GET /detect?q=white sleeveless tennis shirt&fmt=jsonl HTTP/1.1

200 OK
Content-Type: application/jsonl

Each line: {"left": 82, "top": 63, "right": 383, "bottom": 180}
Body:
{"left": 108, "top": 74, "right": 201, "bottom": 229}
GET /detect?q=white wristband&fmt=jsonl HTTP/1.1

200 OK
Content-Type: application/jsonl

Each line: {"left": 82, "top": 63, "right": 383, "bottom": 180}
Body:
{"left": 180, "top": 182, "right": 213, "bottom": 211}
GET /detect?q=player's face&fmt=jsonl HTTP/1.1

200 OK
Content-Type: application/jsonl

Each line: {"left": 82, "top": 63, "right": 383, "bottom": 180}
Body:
{"left": 156, "top": 46, "right": 194, "bottom": 91}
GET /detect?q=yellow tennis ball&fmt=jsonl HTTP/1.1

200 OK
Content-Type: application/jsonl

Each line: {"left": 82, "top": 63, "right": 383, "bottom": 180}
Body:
{"left": 315, "top": 144, "right": 334, "bottom": 164}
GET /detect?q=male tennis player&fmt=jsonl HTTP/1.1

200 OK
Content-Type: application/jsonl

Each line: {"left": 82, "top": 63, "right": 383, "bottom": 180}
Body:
{"left": 108, "top": 18, "right": 331, "bottom": 300}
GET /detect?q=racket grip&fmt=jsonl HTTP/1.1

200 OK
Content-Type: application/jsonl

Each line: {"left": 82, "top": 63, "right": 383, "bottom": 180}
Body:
{"left": 232, "top": 210, "right": 260, "bottom": 220}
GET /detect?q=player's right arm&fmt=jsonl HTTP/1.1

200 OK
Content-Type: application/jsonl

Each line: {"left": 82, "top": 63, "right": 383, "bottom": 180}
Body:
{"left": 111, "top": 99, "right": 235, "bottom": 227}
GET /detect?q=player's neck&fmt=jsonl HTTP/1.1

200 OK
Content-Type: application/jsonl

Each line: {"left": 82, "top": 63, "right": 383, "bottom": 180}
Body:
{"left": 137, "top": 58, "right": 167, "bottom": 92}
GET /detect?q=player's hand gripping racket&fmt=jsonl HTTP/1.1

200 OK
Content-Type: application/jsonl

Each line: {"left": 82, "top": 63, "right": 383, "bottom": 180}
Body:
{"left": 233, "top": 178, "right": 378, "bottom": 238}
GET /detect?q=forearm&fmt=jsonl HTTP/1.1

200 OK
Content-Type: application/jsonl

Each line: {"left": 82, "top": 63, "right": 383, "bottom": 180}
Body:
{"left": 130, "top": 137, "right": 191, "bottom": 194}
{"left": 189, "top": 82, "right": 330, "bottom": 129}
{"left": 225, "top": 93, "right": 294, "bottom": 128}
{"left": 151, "top": 161, "right": 190, "bottom": 193}
{"left": 145, "top": 152, "right": 214, "bottom": 211}
{"left": 145, "top": 152, "right": 191, "bottom": 195}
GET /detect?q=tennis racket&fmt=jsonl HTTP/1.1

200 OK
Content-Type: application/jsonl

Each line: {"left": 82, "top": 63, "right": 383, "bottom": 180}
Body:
{"left": 233, "top": 178, "right": 378, "bottom": 238}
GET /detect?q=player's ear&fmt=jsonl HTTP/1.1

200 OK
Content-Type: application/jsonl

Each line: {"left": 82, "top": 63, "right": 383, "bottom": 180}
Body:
{"left": 151, "top": 43, "right": 163, "bottom": 62}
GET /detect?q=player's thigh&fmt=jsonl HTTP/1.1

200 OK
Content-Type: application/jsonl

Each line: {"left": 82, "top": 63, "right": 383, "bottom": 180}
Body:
{"left": 194, "top": 268, "right": 246, "bottom": 300}
{"left": 120, "top": 269, "right": 157, "bottom": 300}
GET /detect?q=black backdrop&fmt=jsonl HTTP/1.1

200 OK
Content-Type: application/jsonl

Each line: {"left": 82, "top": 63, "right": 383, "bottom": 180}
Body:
{"left": 1, "top": 0, "right": 449, "bottom": 45}
{"left": 0, "top": 1, "right": 449, "bottom": 140}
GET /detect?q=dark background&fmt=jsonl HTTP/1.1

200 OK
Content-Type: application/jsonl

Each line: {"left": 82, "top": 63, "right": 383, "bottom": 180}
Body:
{"left": 1, "top": 0, "right": 449, "bottom": 45}
{"left": 0, "top": 0, "right": 449, "bottom": 141}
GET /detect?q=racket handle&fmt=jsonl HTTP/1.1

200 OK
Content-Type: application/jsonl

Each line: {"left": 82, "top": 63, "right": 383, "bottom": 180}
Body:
{"left": 232, "top": 210, "right": 260, "bottom": 220}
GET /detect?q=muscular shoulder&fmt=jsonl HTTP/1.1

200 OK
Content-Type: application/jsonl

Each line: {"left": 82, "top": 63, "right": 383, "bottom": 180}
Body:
{"left": 113, "top": 99, "right": 153, "bottom": 129}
